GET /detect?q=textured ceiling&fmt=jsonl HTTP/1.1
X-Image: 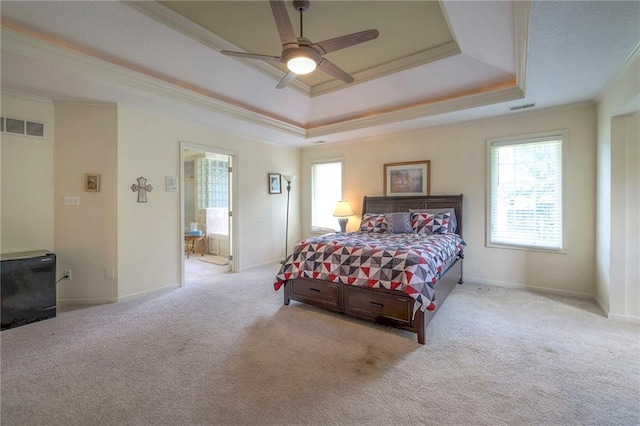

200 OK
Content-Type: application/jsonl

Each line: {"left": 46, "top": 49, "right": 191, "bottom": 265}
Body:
{"left": 1, "top": 1, "right": 638, "bottom": 147}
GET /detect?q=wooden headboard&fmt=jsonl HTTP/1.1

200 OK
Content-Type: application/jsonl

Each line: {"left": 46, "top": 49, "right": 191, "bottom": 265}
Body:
{"left": 362, "top": 194, "right": 463, "bottom": 236}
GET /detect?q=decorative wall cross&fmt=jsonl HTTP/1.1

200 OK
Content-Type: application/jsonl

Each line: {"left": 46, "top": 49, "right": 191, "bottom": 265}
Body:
{"left": 131, "top": 176, "right": 153, "bottom": 203}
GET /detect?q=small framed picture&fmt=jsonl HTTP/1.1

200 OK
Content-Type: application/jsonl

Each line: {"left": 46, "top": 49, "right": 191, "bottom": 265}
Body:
{"left": 268, "top": 173, "right": 281, "bottom": 194}
{"left": 84, "top": 173, "right": 100, "bottom": 192}
{"left": 384, "top": 160, "right": 430, "bottom": 196}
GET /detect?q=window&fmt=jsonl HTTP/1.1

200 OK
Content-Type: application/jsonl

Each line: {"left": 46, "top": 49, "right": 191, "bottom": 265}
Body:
{"left": 487, "top": 131, "right": 565, "bottom": 251}
{"left": 196, "top": 157, "right": 229, "bottom": 209}
{"left": 311, "top": 159, "right": 343, "bottom": 232}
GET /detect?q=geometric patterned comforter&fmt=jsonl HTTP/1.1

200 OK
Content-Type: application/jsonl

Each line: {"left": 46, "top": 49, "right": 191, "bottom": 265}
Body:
{"left": 274, "top": 231, "right": 466, "bottom": 312}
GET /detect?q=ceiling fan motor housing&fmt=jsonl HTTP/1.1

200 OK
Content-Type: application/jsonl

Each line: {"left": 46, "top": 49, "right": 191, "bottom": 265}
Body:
{"left": 282, "top": 44, "right": 322, "bottom": 66}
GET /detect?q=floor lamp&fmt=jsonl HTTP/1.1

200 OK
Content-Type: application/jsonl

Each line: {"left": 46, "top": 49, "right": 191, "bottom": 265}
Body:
{"left": 282, "top": 175, "right": 296, "bottom": 263}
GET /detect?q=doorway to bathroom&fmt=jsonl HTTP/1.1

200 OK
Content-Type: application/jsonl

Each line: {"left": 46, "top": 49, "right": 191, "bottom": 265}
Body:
{"left": 180, "top": 142, "right": 237, "bottom": 286}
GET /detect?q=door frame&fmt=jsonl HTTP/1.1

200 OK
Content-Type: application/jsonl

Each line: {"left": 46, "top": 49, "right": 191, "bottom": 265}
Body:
{"left": 179, "top": 141, "right": 239, "bottom": 287}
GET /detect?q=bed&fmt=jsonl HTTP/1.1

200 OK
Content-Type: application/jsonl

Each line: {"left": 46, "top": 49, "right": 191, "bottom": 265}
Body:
{"left": 274, "top": 194, "right": 465, "bottom": 344}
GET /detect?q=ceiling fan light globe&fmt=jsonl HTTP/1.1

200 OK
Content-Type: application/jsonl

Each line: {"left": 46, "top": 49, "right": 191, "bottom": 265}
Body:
{"left": 287, "top": 56, "right": 316, "bottom": 75}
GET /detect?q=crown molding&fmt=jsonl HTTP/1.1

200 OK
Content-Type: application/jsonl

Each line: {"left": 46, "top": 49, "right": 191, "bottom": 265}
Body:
{"left": 1, "top": 26, "right": 306, "bottom": 138}
{"left": 310, "top": 41, "right": 461, "bottom": 97}
{"left": 514, "top": 0, "right": 530, "bottom": 94}
{"left": 124, "top": 1, "right": 311, "bottom": 96}
{"left": 306, "top": 84, "right": 524, "bottom": 139}
{"left": 126, "top": 1, "right": 461, "bottom": 99}
{"left": 595, "top": 40, "right": 640, "bottom": 103}
{"left": 0, "top": 89, "right": 54, "bottom": 105}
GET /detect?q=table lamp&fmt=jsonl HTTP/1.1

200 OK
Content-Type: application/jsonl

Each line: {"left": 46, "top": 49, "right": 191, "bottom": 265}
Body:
{"left": 333, "top": 200, "right": 354, "bottom": 233}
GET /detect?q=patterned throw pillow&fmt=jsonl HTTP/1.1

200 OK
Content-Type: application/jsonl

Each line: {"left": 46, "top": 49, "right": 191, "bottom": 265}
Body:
{"left": 409, "top": 208, "right": 458, "bottom": 234}
{"left": 359, "top": 213, "right": 387, "bottom": 232}
{"left": 411, "top": 212, "right": 451, "bottom": 235}
{"left": 384, "top": 212, "right": 413, "bottom": 233}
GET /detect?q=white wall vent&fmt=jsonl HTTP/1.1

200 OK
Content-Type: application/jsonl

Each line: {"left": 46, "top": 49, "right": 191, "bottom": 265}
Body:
{"left": 0, "top": 116, "right": 45, "bottom": 138}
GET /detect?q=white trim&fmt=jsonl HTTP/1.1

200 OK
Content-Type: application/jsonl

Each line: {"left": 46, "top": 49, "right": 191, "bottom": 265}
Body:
{"left": 309, "top": 157, "right": 344, "bottom": 234}
{"left": 485, "top": 129, "right": 568, "bottom": 252}
{"left": 310, "top": 42, "right": 461, "bottom": 97}
{"left": 596, "top": 40, "right": 640, "bottom": 103}
{"left": 57, "top": 297, "right": 117, "bottom": 305}
{"left": 607, "top": 312, "right": 640, "bottom": 324}
{"left": 179, "top": 141, "right": 239, "bottom": 289}
{"left": 117, "top": 284, "right": 180, "bottom": 303}
{"left": 464, "top": 276, "right": 595, "bottom": 300}
{"left": 514, "top": 0, "right": 530, "bottom": 93}
{"left": 307, "top": 85, "right": 524, "bottom": 139}
{"left": 124, "top": 1, "right": 311, "bottom": 96}
{"left": 1, "top": 27, "right": 306, "bottom": 139}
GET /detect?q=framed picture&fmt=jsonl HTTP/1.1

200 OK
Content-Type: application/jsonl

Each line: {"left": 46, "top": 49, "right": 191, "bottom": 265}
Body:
{"left": 383, "top": 160, "right": 430, "bottom": 196}
{"left": 268, "top": 173, "right": 281, "bottom": 194}
{"left": 84, "top": 173, "right": 100, "bottom": 192}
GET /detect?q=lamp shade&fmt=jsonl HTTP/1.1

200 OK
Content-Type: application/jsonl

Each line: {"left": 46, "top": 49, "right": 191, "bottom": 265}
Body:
{"left": 282, "top": 175, "right": 297, "bottom": 184}
{"left": 333, "top": 200, "right": 354, "bottom": 218}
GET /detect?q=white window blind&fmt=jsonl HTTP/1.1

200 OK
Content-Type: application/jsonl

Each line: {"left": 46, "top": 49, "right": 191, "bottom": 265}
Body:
{"left": 311, "top": 160, "right": 342, "bottom": 232}
{"left": 488, "top": 134, "right": 564, "bottom": 250}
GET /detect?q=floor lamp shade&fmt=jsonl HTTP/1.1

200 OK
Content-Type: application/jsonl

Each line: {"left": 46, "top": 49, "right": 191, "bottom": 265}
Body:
{"left": 333, "top": 200, "right": 353, "bottom": 233}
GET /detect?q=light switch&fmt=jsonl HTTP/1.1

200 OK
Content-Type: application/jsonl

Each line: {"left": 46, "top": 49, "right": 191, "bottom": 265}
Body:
{"left": 64, "top": 196, "right": 80, "bottom": 206}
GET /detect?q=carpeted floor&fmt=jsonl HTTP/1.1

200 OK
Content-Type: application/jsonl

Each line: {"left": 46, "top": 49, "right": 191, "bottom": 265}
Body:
{"left": 1, "top": 263, "right": 638, "bottom": 425}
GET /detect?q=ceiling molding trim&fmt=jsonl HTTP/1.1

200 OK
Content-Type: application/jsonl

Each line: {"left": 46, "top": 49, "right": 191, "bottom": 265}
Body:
{"left": 0, "top": 89, "right": 55, "bottom": 105}
{"left": 124, "top": 1, "right": 312, "bottom": 97}
{"left": 514, "top": 0, "right": 531, "bottom": 95}
{"left": 1, "top": 27, "right": 306, "bottom": 138}
{"left": 305, "top": 85, "right": 524, "bottom": 139}
{"left": 595, "top": 40, "right": 640, "bottom": 103}
{"left": 310, "top": 41, "right": 462, "bottom": 97}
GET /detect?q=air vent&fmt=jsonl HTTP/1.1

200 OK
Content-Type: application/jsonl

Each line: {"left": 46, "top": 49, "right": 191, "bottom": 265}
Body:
{"left": 0, "top": 116, "right": 45, "bottom": 138}
{"left": 310, "top": 140, "right": 326, "bottom": 144}
{"left": 509, "top": 103, "right": 535, "bottom": 111}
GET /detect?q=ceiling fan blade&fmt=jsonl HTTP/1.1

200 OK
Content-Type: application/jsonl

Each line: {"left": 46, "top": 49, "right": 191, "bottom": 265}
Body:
{"left": 220, "top": 51, "right": 283, "bottom": 63}
{"left": 317, "top": 58, "right": 354, "bottom": 84}
{"left": 276, "top": 71, "right": 298, "bottom": 89}
{"left": 269, "top": 0, "right": 298, "bottom": 49}
{"left": 314, "top": 29, "right": 379, "bottom": 54}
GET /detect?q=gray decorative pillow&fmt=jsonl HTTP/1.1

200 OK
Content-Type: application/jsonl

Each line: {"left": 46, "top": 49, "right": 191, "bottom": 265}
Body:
{"left": 384, "top": 212, "right": 413, "bottom": 234}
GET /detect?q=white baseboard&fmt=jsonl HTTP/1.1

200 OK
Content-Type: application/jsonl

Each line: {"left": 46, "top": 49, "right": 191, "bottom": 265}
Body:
{"left": 58, "top": 284, "right": 181, "bottom": 305}
{"left": 607, "top": 312, "right": 640, "bottom": 324}
{"left": 463, "top": 275, "right": 594, "bottom": 300}
{"left": 57, "top": 297, "right": 117, "bottom": 305}
{"left": 239, "top": 258, "right": 283, "bottom": 271}
{"left": 117, "top": 283, "right": 180, "bottom": 303}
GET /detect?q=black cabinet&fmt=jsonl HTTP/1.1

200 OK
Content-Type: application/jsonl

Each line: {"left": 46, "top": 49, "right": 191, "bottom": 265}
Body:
{"left": 1, "top": 250, "right": 57, "bottom": 330}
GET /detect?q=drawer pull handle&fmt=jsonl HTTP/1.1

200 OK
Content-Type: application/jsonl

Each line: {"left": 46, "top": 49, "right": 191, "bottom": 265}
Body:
{"left": 310, "top": 288, "right": 320, "bottom": 293}
{"left": 370, "top": 302, "right": 384, "bottom": 308}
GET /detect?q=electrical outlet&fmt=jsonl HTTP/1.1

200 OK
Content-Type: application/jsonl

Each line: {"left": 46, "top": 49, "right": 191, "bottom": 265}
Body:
{"left": 63, "top": 270, "right": 72, "bottom": 280}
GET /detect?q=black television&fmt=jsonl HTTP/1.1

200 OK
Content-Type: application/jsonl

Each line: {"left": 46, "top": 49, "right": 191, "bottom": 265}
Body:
{"left": 1, "top": 250, "right": 57, "bottom": 330}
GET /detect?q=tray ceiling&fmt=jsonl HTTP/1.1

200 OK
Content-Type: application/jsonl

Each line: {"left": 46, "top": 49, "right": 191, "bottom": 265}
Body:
{"left": 1, "top": 1, "right": 638, "bottom": 147}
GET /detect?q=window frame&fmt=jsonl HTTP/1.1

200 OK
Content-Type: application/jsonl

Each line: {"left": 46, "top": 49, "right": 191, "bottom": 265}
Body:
{"left": 310, "top": 158, "right": 344, "bottom": 234}
{"left": 485, "top": 130, "right": 568, "bottom": 253}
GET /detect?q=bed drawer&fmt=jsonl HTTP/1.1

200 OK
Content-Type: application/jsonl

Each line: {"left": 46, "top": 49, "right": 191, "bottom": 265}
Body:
{"left": 344, "top": 286, "right": 412, "bottom": 324}
{"left": 289, "top": 279, "right": 341, "bottom": 311}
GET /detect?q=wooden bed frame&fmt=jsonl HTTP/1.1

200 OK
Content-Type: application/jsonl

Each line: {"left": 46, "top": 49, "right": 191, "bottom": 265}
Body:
{"left": 283, "top": 194, "right": 464, "bottom": 344}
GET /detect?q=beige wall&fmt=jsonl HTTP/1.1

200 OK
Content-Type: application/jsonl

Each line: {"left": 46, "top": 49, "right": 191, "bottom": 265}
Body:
{"left": 116, "top": 108, "right": 300, "bottom": 300}
{"left": 54, "top": 102, "right": 118, "bottom": 303}
{"left": 1, "top": 93, "right": 54, "bottom": 254}
{"left": 302, "top": 103, "right": 597, "bottom": 297}
{"left": 596, "top": 52, "right": 640, "bottom": 321}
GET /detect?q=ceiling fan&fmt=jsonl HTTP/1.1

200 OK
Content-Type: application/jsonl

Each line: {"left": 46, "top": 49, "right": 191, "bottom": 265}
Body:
{"left": 221, "top": 0, "right": 379, "bottom": 89}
